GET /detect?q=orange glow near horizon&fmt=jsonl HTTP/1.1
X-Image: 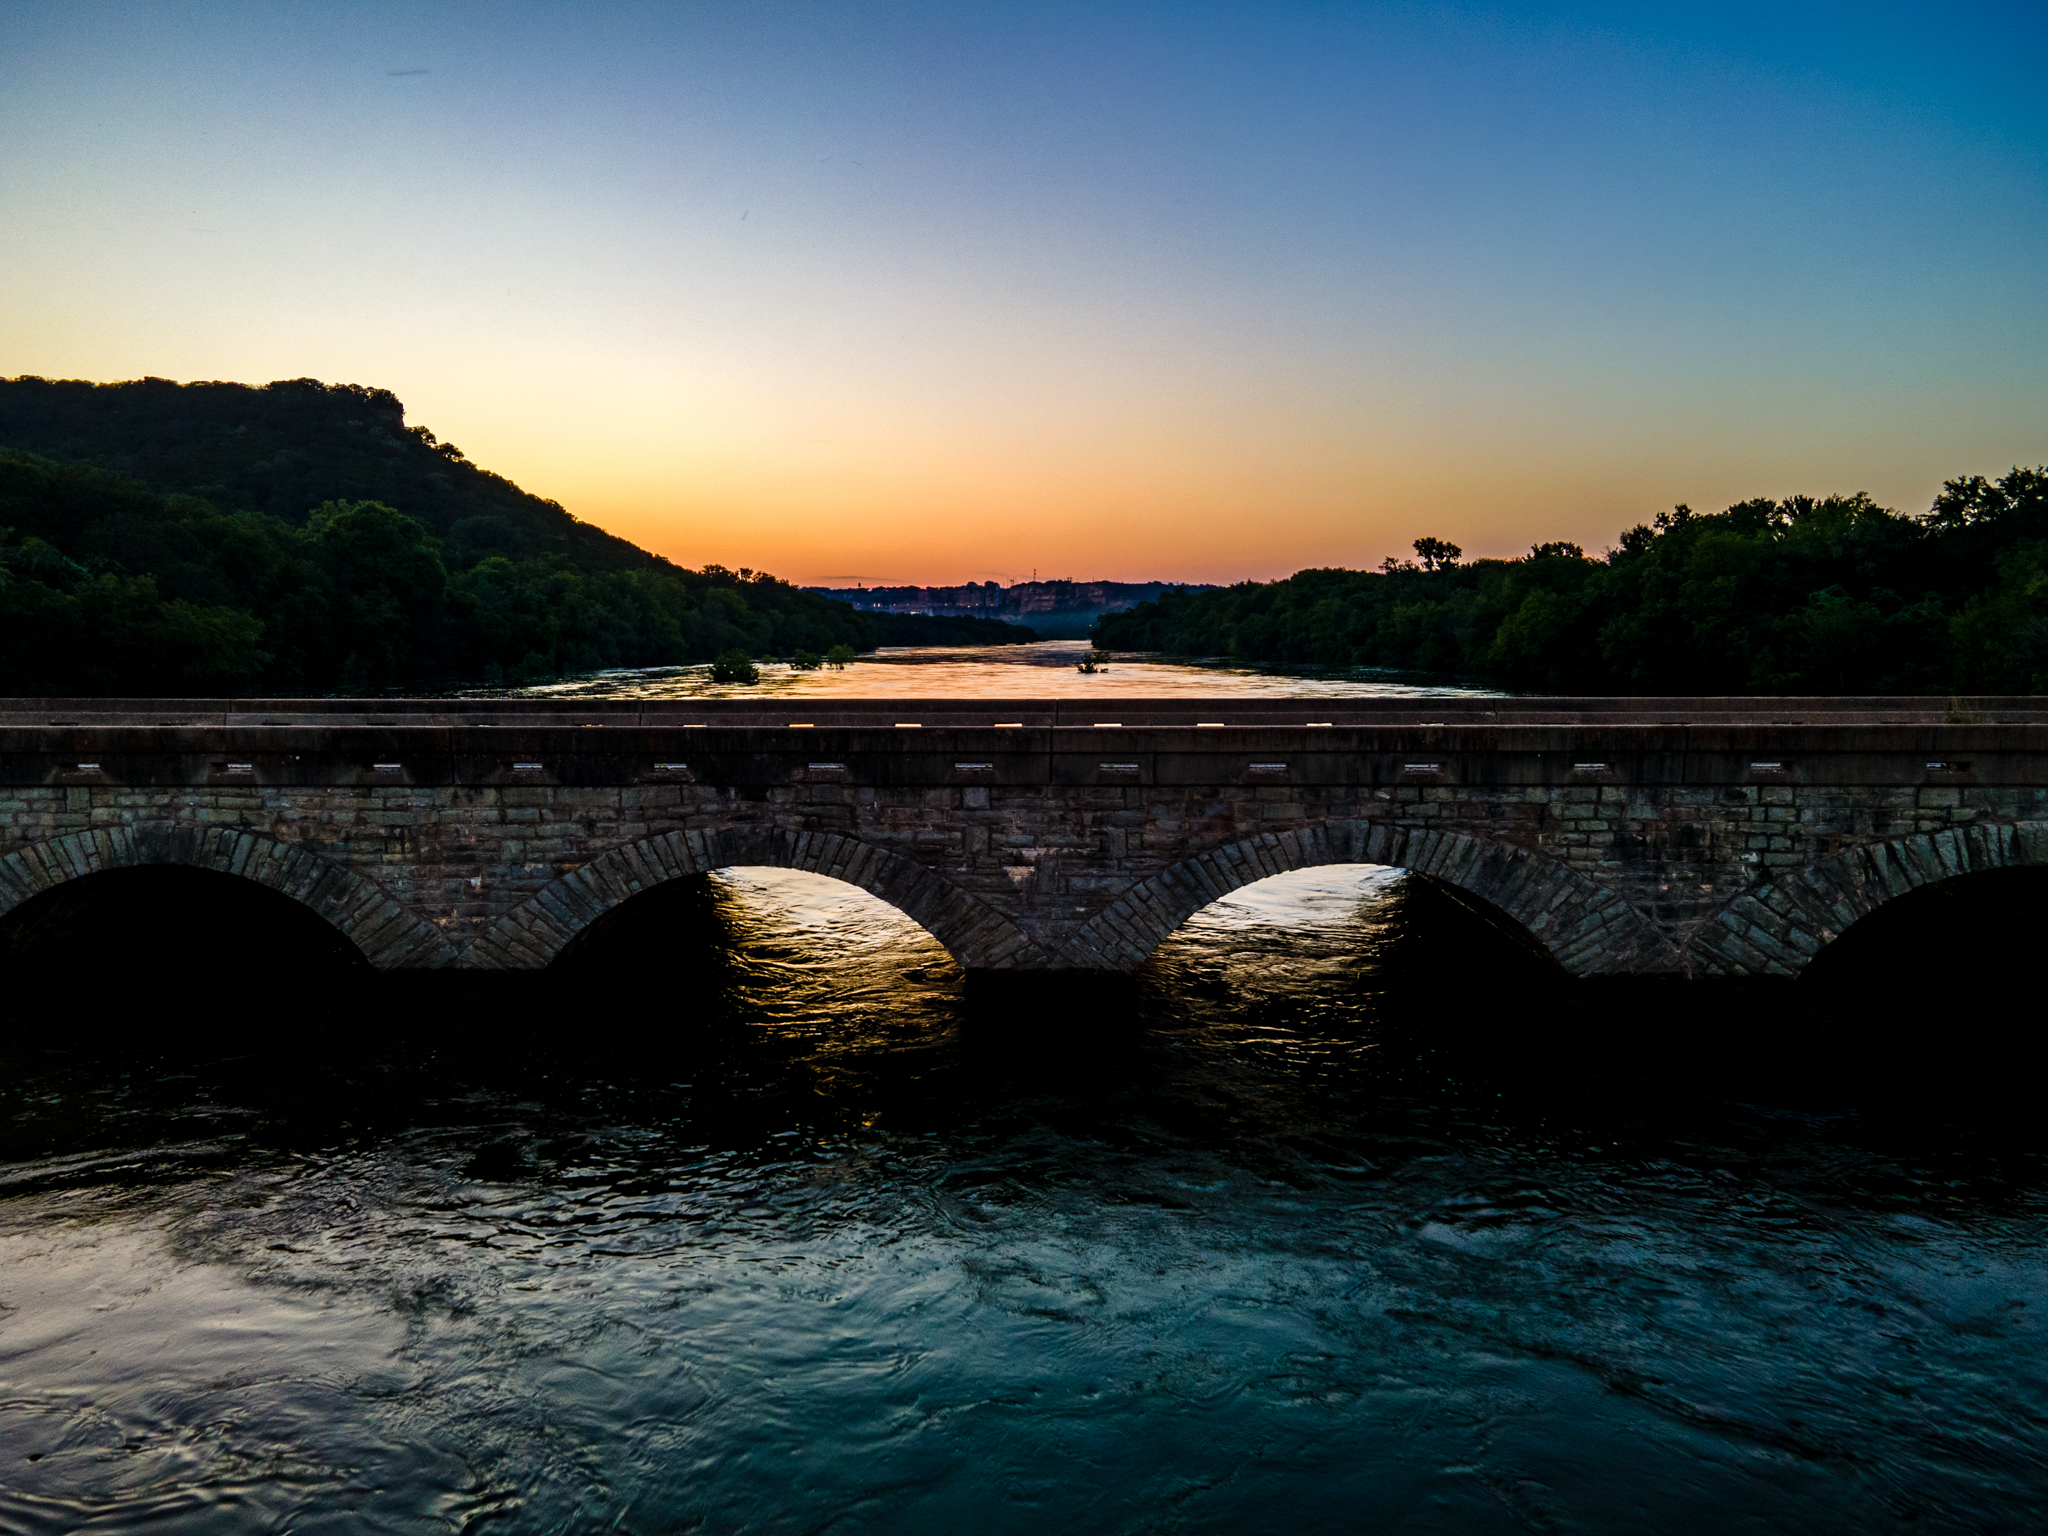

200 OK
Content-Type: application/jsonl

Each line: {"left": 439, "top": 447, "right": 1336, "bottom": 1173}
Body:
{"left": 424, "top": 358, "right": 2041, "bottom": 588}
{"left": 5, "top": 328, "right": 2039, "bottom": 588}
{"left": 3, "top": 4, "right": 2043, "bottom": 587}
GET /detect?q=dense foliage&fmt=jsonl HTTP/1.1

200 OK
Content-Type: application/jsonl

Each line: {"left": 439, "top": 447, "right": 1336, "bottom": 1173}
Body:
{"left": 0, "top": 375, "right": 647, "bottom": 572}
{"left": 1096, "top": 470, "right": 2048, "bottom": 693}
{"left": 0, "top": 377, "right": 1030, "bottom": 693}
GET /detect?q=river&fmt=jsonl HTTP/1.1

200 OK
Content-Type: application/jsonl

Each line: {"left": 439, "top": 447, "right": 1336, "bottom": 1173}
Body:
{"left": 0, "top": 647, "right": 2042, "bottom": 1534}
{"left": 501, "top": 639, "right": 1501, "bottom": 701}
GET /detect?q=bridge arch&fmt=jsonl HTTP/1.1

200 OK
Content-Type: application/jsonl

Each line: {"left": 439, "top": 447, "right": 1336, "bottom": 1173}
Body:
{"left": 1053, "top": 820, "right": 1671, "bottom": 974}
{"left": 1690, "top": 820, "right": 2048, "bottom": 977}
{"left": 0, "top": 822, "right": 450, "bottom": 968}
{"left": 466, "top": 826, "right": 1052, "bottom": 971}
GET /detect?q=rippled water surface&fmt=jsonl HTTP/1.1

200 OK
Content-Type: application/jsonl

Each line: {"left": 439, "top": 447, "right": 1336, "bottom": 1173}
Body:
{"left": 2, "top": 863, "right": 2043, "bottom": 1535}
{"left": 500, "top": 639, "right": 1503, "bottom": 700}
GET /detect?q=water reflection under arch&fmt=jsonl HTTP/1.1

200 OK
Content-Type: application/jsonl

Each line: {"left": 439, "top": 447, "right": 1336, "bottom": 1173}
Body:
{"left": 554, "top": 861, "right": 1559, "bottom": 1047}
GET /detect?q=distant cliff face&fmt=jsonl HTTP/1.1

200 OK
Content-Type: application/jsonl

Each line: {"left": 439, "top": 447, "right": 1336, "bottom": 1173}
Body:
{"left": 808, "top": 579, "right": 1217, "bottom": 637}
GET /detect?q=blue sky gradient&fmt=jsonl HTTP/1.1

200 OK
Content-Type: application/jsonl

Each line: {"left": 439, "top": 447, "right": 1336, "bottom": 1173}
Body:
{"left": 4, "top": 2, "right": 2043, "bottom": 582}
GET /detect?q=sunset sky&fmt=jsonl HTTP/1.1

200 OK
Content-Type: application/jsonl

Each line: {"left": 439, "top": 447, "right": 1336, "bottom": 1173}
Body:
{"left": 4, "top": 2, "right": 2045, "bottom": 586}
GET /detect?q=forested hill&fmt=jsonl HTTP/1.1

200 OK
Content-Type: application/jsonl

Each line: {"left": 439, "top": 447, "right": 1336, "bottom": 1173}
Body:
{"left": 1094, "top": 469, "right": 2048, "bottom": 694}
{"left": 0, "top": 375, "right": 647, "bottom": 574}
{"left": 0, "top": 376, "right": 1030, "bottom": 694}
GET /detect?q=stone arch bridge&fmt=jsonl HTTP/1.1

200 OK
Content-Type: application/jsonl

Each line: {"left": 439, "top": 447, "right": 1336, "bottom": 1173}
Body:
{"left": 2, "top": 696, "right": 2044, "bottom": 979}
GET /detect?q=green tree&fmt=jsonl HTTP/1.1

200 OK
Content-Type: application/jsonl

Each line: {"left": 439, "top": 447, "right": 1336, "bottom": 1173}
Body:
{"left": 1412, "top": 537, "right": 1462, "bottom": 571}
{"left": 0, "top": 382, "right": 1037, "bottom": 693}
{"left": 1096, "top": 467, "right": 2048, "bottom": 694}
{"left": 1949, "top": 542, "right": 2048, "bottom": 692}
{"left": 305, "top": 500, "right": 451, "bottom": 687}
{"left": 708, "top": 647, "right": 759, "bottom": 684}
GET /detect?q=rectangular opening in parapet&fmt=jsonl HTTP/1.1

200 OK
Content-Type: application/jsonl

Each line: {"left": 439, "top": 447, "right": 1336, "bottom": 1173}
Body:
{"left": 1926, "top": 761, "right": 1972, "bottom": 772}
{"left": 1749, "top": 761, "right": 1786, "bottom": 773}
{"left": 513, "top": 762, "right": 544, "bottom": 772}
{"left": 1099, "top": 763, "right": 1140, "bottom": 775}
{"left": 223, "top": 763, "right": 253, "bottom": 774}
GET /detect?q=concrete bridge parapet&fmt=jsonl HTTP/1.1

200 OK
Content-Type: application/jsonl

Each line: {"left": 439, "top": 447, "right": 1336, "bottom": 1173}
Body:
{"left": 2, "top": 696, "right": 2044, "bottom": 978}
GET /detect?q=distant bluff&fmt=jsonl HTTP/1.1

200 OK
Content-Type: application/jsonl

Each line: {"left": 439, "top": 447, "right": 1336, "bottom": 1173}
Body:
{"left": 0, "top": 375, "right": 650, "bottom": 575}
{"left": 0, "top": 376, "right": 1032, "bottom": 694}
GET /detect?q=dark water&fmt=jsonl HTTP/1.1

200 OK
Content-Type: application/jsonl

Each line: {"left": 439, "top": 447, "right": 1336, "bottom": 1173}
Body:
{"left": 2, "top": 866, "right": 2044, "bottom": 1534}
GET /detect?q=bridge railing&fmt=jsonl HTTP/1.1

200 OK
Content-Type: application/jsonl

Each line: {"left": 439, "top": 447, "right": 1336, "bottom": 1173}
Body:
{"left": 3, "top": 696, "right": 2046, "bottom": 729}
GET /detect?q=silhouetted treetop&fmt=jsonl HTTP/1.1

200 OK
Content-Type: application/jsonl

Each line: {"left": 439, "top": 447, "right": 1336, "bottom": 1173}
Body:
{"left": 1095, "top": 469, "right": 2048, "bottom": 694}
{"left": 1412, "top": 536, "right": 1462, "bottom": 570}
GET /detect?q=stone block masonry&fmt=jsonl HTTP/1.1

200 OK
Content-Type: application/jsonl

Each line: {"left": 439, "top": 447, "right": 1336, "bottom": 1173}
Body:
{"left": 3, "top": 696, "right": 2046, "bottom": 977}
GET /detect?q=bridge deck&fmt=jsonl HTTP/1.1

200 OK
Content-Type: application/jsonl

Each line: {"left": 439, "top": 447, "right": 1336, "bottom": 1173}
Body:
{"left": 3, "top": 695, "right": 2046, "bottom": 730}
{"left": 2, "top": 698, "right": 2042, "bottom": 795}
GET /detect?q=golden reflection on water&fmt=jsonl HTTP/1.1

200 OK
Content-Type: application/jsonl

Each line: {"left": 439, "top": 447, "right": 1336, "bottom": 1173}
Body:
{"left": 708, "top": 864, "right": 1404, "bottom": 959}
{"left": 702, "top": 861, "right": 1404, "bottom": 1017}
{"left": 702, "top": 867, "right": 967, "bottom": 1062}
{"left": 698, "top": 863, "right": 1412, "bottom": 1089}
{"left": 507, "top": 639, "right": 1502, "bottom": 700}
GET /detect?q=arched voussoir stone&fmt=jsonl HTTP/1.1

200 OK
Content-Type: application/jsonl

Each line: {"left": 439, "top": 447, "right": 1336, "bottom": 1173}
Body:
{"left": 1053, "top": 820, "right": 1674, "bottom": 975}
{"left": 1687, "top": 820, "right": 2048, "bottom": 978}
{"left": 465, "top": 826, "right": 1052, "bottom": 970}
{"left": 0, "top": 821, "right": 452, "bottom": 969}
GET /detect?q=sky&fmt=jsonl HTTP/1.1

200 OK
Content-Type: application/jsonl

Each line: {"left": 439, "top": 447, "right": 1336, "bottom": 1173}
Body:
{"left": 3, "top": 2, "right": 2045, "bottom": 586}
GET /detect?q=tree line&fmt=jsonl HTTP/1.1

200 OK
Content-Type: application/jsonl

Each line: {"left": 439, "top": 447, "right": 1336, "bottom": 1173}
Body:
{"left": 1094, "top": 468, "right": 2048, "bottom": 693}
{"left": 0, "top": 377, "right": 1029, "bottom": 694}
